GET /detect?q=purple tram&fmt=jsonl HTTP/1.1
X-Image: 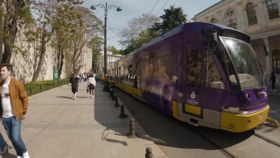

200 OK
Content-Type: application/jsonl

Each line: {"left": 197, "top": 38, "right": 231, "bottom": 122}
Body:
{"left": 112, "top": 22, "right": 269, "bottom": 133}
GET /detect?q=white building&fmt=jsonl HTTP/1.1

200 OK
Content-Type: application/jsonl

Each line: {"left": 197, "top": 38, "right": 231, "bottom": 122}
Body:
{"left": 193, "top": 0, "right": 280, "bottom": 82}
{"left": 97, "top": 51, "right": 123, "bottom": 79}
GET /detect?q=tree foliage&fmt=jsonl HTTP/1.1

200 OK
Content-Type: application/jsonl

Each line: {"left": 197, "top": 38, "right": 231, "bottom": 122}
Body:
{"left": 0, "top": 0, "right": 33, "bottom": 64}
{"left": 0, "top": 0, "right": 103, "bottom": 81}
{"left": 119, "top": 6, "right": 187, "bottom": 55}
{"left": 30, "top": 0, "right": 102, "bottom": 78}
{"left": 151, "top": 5, "right": 187, "bottom": 35}
{"left": 90, "top": 36, "right": 102, "bottom": 72}
{"left": 118, "top": 13, "right": 159, "bottom": 55}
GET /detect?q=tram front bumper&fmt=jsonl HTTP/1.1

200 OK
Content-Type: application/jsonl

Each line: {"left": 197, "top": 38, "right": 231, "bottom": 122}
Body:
{"left": 220, "top": 105, "right": 270, "bottom": 133}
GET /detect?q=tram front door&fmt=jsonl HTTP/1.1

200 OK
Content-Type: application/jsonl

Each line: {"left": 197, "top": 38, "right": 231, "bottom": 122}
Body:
{"left": 179, "top": 47, "right": 204, "bottom": 122}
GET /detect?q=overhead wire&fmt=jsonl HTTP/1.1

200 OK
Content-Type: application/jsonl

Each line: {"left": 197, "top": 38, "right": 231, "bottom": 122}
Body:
{"left": 147, "top": 0, "right": 160, "bottom": 15}
{"left": 156, "top": 0, "right": 170, "bottom": 15}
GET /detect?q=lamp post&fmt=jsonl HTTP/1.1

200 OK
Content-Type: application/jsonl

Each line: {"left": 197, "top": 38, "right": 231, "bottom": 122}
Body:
{"left": 90, "top": 3, "right": 122, "bottom": 78}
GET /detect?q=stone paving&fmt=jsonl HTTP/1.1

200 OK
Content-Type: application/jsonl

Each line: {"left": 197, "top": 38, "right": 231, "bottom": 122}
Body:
{"left": 0, "top": 82, "right": 167, "bottom": 158}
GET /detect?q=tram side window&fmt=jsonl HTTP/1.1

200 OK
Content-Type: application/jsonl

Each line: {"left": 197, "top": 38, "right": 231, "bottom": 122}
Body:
{"left": 154, "top": 54, "right": 176, "bottom": 84}
{"left": 140, "top": 55, "right": 154, "bottom": 82}
{"left": 186, "top": 50, "right": 202, "bottom": 87}
{"left": 206, "top": 52, "right": 225, "bottom": 89}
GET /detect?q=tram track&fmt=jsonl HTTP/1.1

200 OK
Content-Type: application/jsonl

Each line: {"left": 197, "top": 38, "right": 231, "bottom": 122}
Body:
{"left": 192, "top": 125, "right": 280, "bottom": 158}
{"left": 193, "top": 128, "right": 237, "bottom": 158}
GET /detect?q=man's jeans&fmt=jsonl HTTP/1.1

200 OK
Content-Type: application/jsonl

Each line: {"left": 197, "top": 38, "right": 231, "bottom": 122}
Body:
{"left": 0, "top": 132, "right": 8, "bottom": 153}
{"left": 2, "top": 117, "right": 27, "bottom": 156}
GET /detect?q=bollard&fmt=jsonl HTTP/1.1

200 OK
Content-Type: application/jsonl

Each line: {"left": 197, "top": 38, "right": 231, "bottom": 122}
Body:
{"left": 109, "top": 87, "right": 113, "bottom": 98}
{"left": 119, "top": 105, "right": 128, "bottom": 118}
{"left": 114, "top": 97, "right": 120, "bottom": 107}
{"left": 145, "top": 147, "right": 154, "bottom": 158}
{"left": 111, "top": 93, "right": 116, "bottom": 101}
{"left": 103, "top": 81, "right": 108, "bottom": 92}
{"left": 127, "top": 118, "right": 137, "bottom": 138}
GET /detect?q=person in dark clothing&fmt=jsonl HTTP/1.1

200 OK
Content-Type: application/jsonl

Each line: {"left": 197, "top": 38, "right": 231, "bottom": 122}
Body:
{"left": 269, "top": 71, "right": 276, "bottom": 90}
{"left": 70, "top": 73, "right": 80, "bottom": 100}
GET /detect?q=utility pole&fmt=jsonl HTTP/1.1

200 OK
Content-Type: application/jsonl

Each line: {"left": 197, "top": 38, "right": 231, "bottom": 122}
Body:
{"left": 90, "top": 3, "right": 122, "bottom": 78}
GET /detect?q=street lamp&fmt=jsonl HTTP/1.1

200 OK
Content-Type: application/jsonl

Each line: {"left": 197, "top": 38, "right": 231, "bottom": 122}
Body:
{"left": 90, "top": 3, "right": 122, "bottom": 78}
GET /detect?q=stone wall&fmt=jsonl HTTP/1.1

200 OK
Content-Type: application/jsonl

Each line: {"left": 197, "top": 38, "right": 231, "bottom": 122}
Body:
{"left": 9, "top": 29, "right": 92, "bottom": 83}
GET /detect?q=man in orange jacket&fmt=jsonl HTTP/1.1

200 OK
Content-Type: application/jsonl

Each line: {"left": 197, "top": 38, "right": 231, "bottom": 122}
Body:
{"left": 0, "top": 63, "right": 30, "bottom": 158}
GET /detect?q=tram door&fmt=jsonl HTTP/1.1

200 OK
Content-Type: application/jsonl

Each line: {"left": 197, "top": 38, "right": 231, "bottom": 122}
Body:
{"left": 179, "top": 46, "right": 205, "bottom": 121}
{"left": 180, "top": 46, "right": 226, "bottom": 127}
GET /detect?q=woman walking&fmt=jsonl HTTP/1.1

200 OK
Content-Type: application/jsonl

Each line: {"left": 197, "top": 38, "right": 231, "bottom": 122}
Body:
{"left": 70, "top": 73, "right": 80, "bottom": 100}
{"left": 87, "top": 73, "right": 96, "bottom": 98}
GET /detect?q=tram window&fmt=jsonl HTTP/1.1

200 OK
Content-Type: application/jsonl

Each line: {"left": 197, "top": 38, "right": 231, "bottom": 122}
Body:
{"left": 186, "top": 50, "right": 202, "bottom": 87}
{"left": 206, "top": 52, "right": 225, "bottom": 89}
{"left": 154, "top": 54, "right": 176, "bottom": 84}
{"left": 141, "top": 56, "right": 154, "bottom": 81}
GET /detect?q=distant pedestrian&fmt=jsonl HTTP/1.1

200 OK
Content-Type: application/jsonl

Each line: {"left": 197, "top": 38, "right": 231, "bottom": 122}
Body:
{"left": 269, "top": 71, "right": 276, "bottom": 91}
{"left": 70, "top": 73, "right": 80, "bottom": 100}
{"left": 87, "top": 73, "right": 96, "bottom": 98}
{"left": 0, "top": 63, "right": 30, "bottom": 158}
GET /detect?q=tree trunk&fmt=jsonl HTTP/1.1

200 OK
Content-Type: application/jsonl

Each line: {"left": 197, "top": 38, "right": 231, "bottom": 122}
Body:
{"left": 1, "top": 12, "right": 17, "bottom": 64}
{"left": 58, "top": 50, "right": 64, "bottom": 79}
{"left": 56, "top": 43, "right": 64, "bottom": 79}
{"left": 32, "top": 29, "right": 47, "bottom": 82}
{"left": 0, "top": 10, "right": 3, "bottom": 62}
{"left": 1, "top": 0, "right": 29, "bottom": 64}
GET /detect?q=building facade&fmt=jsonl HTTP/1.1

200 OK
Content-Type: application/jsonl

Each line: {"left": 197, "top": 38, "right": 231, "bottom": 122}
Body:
{"left": 96, "top": 51, "right": 123, "bottom": 79}
{"left": 193, "top": 0, "right": 280, "bottom": 84}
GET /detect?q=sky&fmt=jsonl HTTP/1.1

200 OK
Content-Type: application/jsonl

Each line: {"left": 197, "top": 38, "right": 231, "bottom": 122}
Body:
{"left": 83, "top": 0, "right": 221, "bottom": 50}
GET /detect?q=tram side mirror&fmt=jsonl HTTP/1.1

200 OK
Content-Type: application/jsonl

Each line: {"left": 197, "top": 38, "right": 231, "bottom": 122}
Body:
{"left": 209, "top": 31, "right": 218, "bottom": 52}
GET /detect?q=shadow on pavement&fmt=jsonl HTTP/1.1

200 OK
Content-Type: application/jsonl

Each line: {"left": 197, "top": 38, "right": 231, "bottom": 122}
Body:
{"left": 1, "top": 150, "right": 17, "bottom": 158}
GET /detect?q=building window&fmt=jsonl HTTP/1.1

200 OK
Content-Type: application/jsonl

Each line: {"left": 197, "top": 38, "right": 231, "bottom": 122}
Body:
{"left": 224, "top": 9, "right": 237, "bottom": 29}
{"left": 246, "top": 3, "right": 258, "bottom": 26}
{"left": 266, "top": 0, "right": 280, "bottom": 19}
{"left": 272, "top": 49, "right": 280, "bottom": 73}
{"left": 211, "top": 18, "right": 217, "bottom": 23}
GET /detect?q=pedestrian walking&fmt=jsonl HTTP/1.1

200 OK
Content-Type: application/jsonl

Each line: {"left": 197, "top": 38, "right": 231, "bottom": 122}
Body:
{"left": 269, "top": 71, "right": 276, "bottom": 91}
{"left": 87, "top": 73, "right": 96, "bottom": 98}
{"left": 0, "top": 63, "right": 30, "bottom": 158}
{"left": 70, "top": 73, "right": 80, "bottom": 100}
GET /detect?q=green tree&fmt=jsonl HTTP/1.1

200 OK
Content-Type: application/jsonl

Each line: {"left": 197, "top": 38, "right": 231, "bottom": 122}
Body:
{"left": 28, "top": 0, "right": 87, "bottom": 80}
{"left": 118, "top": 13, "right": 159, "bottom": 55}
{"left": 0, "top": 0, "right": 33, "bottom": 64}
{"left": 151, "top": 5, "right": 187, "bottom": 35}
{"left": 51, "top": 3, "right": 101, "bottom": 78}
{"left": 28, "top": 0, "right": 59, "bottom": 82}
{"left": 90, "top": 36, "right": 102, "bottom": 72}
{"left": 109, "top": 46, "right": 121, "bottom": 55}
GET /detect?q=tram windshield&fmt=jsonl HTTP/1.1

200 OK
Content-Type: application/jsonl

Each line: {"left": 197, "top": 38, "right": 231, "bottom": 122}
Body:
{"left": 220, "top": 37, "right": 263, "bottom": 90}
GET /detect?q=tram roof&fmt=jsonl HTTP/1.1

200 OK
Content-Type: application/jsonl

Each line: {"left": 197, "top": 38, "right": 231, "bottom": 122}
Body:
{"left": 129, "top": 22, "right": 250, "bottom": 56}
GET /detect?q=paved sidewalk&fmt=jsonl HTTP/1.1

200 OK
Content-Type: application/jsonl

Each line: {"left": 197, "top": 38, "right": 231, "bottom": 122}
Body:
{"left": 0, "top": 82, "right": 167, "bottom": 158}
